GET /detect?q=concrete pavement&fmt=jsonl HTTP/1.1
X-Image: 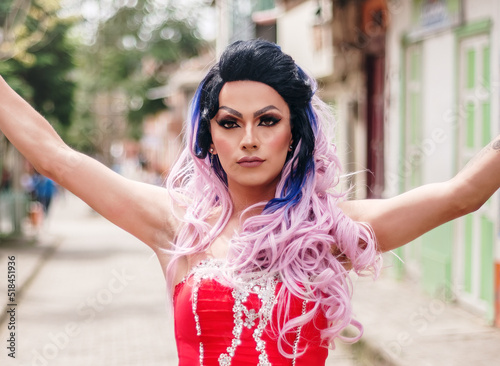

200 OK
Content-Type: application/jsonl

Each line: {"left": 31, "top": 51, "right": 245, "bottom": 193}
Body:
{"left": 0, "top": 193, "right": 174, "bottom": 365}
{"left": 350, "top": 270, "right": 500, "bottom": 365}
{"left": 3, "top": 192, "right": 499, "bottom": 365}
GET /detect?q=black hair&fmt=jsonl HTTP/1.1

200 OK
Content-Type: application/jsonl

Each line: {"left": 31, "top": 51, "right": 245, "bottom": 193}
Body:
{"left": 192, "top": 39, "right": 317, "bottom": 208}
{"left": 195, "top": 39, "right": 315, "bottom": 157}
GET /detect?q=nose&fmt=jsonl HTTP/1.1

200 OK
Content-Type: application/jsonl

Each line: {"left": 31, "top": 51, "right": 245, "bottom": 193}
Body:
{"left": 240, "top": 124, "right": 259, "bottom": 150}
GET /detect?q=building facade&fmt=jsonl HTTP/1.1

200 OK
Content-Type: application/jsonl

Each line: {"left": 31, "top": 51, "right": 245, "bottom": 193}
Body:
{"left": 386, "top": 0, "right": 500, "bottom": 326}
{"left": 214, "top": 0, "right": 500, "bottom": 326}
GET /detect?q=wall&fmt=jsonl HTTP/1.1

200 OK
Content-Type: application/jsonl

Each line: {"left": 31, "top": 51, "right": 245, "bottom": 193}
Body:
{"left": 277, "top": 0, "right": 333, "bottom": 79}
{"left": 385, "top": 0, "right": 500, "bottom": 323}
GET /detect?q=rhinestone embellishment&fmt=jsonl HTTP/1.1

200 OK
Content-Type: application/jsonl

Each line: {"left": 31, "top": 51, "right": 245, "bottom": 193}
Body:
{"left": 188, "top": 259, "right": 298, "bottom": 366}
{"left": 291, "top": 299, "right": 308, "bottom": 366}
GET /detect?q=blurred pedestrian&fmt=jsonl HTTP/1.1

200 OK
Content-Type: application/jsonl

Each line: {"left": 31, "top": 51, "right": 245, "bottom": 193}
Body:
{"left": 0, "top": 39, "right": 499, "bottom": 365}
{"left": 32, "top": 172, "right": 57, "bottom": 215}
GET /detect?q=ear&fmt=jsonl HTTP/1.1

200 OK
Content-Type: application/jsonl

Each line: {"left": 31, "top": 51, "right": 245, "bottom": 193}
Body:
{"left": 210, "top": 144, "right": 217, "bottom": 155}
{"left": 288, "top": 139, "right": 293, "bottom": 152}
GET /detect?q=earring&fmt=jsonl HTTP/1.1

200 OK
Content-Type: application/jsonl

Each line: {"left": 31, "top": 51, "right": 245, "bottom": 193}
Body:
{"left": 209, "top": 148, "right": 214, "bottom": 172}
{"left": 289, "top": 145, "right": 293, "bottom": 152}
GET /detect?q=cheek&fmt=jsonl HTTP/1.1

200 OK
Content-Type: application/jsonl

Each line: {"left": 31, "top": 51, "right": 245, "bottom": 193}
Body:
{"left": 211, "top": 135, "right": 234, "bottom": 165}
{"left": 265, "top": 129, "right": 292, "bottom": 154}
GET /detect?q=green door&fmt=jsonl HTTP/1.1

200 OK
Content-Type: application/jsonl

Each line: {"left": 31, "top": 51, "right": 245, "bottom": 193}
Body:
{"left": 400, "top": 43, "right": 423, "bottom": 281}
{"left": 455, "top": 32, "right": 495, "bottom": 321}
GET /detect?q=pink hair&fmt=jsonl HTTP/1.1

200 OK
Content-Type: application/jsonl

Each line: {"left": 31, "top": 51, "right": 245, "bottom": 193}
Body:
{"left": 164, "top": 89, "right": 381, "bottom": 355}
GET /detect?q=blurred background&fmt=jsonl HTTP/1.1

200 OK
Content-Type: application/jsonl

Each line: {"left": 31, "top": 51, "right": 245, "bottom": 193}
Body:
{"left": 1, "top": 0, "right": 500, "bottom": 364}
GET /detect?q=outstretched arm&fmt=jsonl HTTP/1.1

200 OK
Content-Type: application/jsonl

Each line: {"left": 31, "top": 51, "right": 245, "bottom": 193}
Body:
{"left": 0, "top": 76, "right": 177, "bottom": 249}
{"left": 340, "top": 135, "right": 500, "bottom": 252}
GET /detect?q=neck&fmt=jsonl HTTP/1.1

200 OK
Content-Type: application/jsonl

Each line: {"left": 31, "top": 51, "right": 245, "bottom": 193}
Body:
{"left": 228, "top": 184, "right": 276, "bottom": 219}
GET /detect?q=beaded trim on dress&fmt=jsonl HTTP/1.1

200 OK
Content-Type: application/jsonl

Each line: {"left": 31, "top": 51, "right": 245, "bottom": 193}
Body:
{"left": 181, "top": 259, "right": 307, "bottom": 366}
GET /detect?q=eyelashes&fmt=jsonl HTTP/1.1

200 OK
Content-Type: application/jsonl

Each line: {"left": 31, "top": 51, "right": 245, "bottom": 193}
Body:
{"left": 259, "top": 116, "right": 281, "bottom": 126}
{"left": 216, "top": 115, "right": 282, "bottom": 129}
{"left": 216, "top": 119, "right": 238, "bottom": 129}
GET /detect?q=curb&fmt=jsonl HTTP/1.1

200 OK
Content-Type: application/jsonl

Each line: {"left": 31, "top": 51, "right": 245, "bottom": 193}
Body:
{"left": 0, "top": 235, "right": 60, "bottom": 326}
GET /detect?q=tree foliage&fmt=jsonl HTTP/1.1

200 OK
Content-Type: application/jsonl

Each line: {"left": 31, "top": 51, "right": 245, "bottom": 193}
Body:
{"left": 0, "top": 0, "right": 77, "bottom": 134}
{"left": 0, "top": 0, "right": 208, "bottom": 157}
{"left": 71, "top": 0, "right": 206, "bottom": 148}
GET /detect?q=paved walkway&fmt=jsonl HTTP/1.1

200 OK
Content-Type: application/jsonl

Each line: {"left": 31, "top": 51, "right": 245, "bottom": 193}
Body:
{"left": 350, "top": 271, "right": 500, "bottom": 366}
{"left": 0, "top": 194, "right": 174, "bottom": 365}
{"left": 0, "top": 193, "right": 356, "bottom": 365}
{"left": 3, "top": 193, "right": 499, "bottom": 365}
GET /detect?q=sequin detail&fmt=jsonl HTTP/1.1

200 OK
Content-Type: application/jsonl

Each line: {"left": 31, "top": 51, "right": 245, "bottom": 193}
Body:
{"left": 292, "top": 300, "right": 308, "bottom": 366}
{"left": 188, "top": 259, "right": 307, "bottom": 365}
{"left": 190, "top": 265, "right": 204, "bottom": 365}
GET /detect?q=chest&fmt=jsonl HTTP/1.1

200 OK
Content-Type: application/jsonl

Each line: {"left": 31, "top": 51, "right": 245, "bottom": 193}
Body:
{"left": 173, "top": 264, "right": 329, "bottom": 366}
{"left": 174, "top": 221, "right": 237, "bottom": 284}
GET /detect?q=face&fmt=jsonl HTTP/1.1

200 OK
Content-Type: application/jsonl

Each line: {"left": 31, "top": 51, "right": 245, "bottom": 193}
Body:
{"left": 210, "top": 80, "right": 293, "bottom": 197}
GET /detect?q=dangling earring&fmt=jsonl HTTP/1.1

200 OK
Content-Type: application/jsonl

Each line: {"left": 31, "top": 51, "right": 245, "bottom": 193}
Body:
{"left": 209, "top": 148, "right": 214, "bottom": 172}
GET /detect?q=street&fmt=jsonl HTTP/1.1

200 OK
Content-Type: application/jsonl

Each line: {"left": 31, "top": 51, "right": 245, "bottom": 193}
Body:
{"left": 0, "top": 193, "right": 358, "bottom": 365}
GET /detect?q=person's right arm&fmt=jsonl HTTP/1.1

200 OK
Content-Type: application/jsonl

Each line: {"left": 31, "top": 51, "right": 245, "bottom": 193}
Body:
{"left": 0, "top": 76, "right": 177, "bottom": 250}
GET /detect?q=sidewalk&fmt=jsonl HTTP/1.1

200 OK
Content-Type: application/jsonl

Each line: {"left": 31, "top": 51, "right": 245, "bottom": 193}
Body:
{"left": 1, "top": 193, "right": 499, "bottom": 365}
{"left": 349, "top": 269, "right": 500, "bottom": 365}
{"left": 0, "top": 194, "right": 176, "bottom": 365}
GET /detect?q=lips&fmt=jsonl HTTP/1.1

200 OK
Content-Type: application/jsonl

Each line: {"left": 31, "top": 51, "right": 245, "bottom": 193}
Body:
{"left": 237, "top": 156, "right": 265, "bottom": 168}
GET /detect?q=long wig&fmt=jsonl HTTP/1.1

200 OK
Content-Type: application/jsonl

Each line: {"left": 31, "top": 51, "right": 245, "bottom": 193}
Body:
{"left": 165, "top": 39, "right": 381, "bottom": 354}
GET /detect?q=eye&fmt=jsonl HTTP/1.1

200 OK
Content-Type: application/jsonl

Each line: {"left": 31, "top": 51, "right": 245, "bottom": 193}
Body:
{"left": 259, "top": 115, "right": 281, "bottom": 127}
{"left": 216, "top": 119, "right": 239, "bottom": 129}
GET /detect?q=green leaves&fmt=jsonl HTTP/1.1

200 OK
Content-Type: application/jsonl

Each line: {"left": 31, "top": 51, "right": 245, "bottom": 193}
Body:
{"left": 1, "top": 0, "right": 208, "bottom": 158}
{"left": 75, "top": 0, "right": 206, "bottom": 139}
{"left": 0, "top": 1, "right": 76, "bottom": 132}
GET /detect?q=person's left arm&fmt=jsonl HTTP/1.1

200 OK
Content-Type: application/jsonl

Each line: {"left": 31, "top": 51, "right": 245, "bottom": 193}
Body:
{"left": 339, "top": 135, "right": 500, "bottom": 252}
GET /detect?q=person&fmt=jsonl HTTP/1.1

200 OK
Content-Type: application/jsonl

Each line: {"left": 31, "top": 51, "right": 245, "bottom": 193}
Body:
{"left": 32, "top": 172, "right": 57, "bottom": 214}
{"left": 0, "top": 39, "right": 498, "bottom": 365}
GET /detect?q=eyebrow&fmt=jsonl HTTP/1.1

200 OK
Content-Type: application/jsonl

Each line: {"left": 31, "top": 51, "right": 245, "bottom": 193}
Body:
{"left": 218, "top": 106, "right": 242, "bottom": 118}
{"left": 254, "top": 105, "right": 279, "bottom": 117}
{"left": 218, "top": 105, "right": 280, "bottom": 118}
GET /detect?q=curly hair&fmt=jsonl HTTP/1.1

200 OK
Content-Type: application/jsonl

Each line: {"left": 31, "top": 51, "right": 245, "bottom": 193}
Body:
{"left": 165, "top": 39, "right": 381, "bottom": 354}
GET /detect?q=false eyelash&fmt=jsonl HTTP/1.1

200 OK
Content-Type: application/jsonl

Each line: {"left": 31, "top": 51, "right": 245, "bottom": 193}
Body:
{"left": 216, "top": 119, "right": 239, "bottom": 129}
{"left": 259, "top": 116, "right": 281, "bottom": 126}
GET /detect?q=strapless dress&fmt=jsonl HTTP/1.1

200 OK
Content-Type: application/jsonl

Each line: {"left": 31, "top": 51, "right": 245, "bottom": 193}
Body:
{"left": 173, "top": 259, "right": 329, "bottom": 365}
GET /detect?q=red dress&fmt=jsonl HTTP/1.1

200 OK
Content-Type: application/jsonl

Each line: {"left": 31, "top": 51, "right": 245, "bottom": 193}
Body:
{"left": 173, "top": 260, "right": 328, "bottom": 365}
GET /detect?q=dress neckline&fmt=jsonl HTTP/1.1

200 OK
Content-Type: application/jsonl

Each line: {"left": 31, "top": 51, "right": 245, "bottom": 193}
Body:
{"left": 174, "top": 257, "right": 225, "bottom": 291}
